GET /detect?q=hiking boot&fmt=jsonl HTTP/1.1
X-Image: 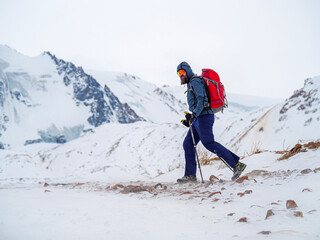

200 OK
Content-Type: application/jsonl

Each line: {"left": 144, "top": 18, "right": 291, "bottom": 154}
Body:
{"left": 232, "top": 162, "right": 247, "bottom": 180}
{"left": 177, "top": 175, "right": 197, "bottom": 183}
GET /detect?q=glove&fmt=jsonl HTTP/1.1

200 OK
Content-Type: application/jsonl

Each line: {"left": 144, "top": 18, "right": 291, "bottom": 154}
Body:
{"left": 180, "top": 112, "right": 194, "bottom": 127}
{"left": 180, "top": 119, "right": 189, "bottom": 127}
{"left": 184, "top": 112, "right": 194, "bottom": 123}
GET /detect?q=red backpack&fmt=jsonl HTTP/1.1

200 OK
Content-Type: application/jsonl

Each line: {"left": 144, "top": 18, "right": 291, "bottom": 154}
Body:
{"left": 201, "top": 68, "right": 228, "bottom": 113}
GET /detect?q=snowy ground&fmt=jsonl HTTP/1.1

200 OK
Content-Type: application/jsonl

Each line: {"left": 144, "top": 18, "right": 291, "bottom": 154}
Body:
{"left": 1, "top": 147, "right": 320, "bottom": 240}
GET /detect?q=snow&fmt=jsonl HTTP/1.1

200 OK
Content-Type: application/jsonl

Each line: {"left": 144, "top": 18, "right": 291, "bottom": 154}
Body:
{"left": 1, "top": 119, "right": 320, "bottom": 239}
{"left": 0, "top": 46, "right": 91, "bottom": 147}
{"left": 87, "top": 70, "right": 187, "bottom": 124}
{"left": 1, "top": 45, "right": 320, "bottom": 240}
{"left": 1, "top": 147, "right": 320, "bottom": 240}
{"left": 225, "top": 77, "right": 320, "bottom": 154}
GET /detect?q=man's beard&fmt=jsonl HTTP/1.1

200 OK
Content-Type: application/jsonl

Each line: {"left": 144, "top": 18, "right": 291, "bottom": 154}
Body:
{"left": 180, "top": 76, "right": 188, "bottom": 85}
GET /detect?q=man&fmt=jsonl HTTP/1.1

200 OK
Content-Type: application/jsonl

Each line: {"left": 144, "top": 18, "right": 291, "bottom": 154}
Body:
{"left": 177, "top": 61, "right": 246, "bottom": 183}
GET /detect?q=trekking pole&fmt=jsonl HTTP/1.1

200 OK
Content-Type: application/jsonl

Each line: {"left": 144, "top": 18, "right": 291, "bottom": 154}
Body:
{"left": 189, "top": 121, "right": 204, "bottom": 183}
{"left": 217, "top": 156, "right": 234, "bottom": 172}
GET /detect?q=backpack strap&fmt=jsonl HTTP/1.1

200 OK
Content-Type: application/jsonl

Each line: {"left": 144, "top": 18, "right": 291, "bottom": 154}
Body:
{"left": 187, "top": 76, "right": 211, "bottom": 109}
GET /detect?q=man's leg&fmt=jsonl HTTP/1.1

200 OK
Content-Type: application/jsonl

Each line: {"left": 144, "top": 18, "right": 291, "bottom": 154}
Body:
{"left": 195, "top": 115, "right": 240, "bottom": 168}
{"left": 183, "top": 124, "right": 200, "bottom": 176}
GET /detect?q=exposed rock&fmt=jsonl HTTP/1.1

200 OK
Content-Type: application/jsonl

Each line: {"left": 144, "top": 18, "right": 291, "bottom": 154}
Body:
{"left": 301, "top": 169, "right": 312, "bottom": 174}
{"left": 154, "top": 183, "right": 163, "bottom": 189}
{"left": 278, "top": 144, "right": 306, "bottom": 160}
{"left": 237, "top": 217, "right": 247, "bottom": 222}
{"left": 305, "top": 141, "right": 320, "bottom": 149}
{"left": 314, "top": 167, "right": 320, "bottom": 173}
{"left": 237, "top": 190, "right": 252, "bottom": 197}
{"left": 45, "top": 52, "right": 144, "bottom": 126}
{"left": 258, "top": 231, "right": 272, "bottom": 235}
{"left": 111, "top": 184, "right": 124, "bottom": 190}
{"left": 245, "top": 170, "right": 270, "bottom": 178}
{"left": 24, "top": 138, "right": 44, "bottom": 146}
{"left": 209, "top": 175, "right": 219, "bottom": 181}
{"left": 180, "top": 191, "right": 193, "bottom": 196}
{"left": 208, "top": 191, "right": 221, "bottom": 197}
{"left": 279, "top": 78, "right": 320, "bottom": 116}
{"left": 235, "top": 176, "right": 249, "bottom": 183}
{"left": 265, "top": 209, "right": 275, "bottom": 219}
{"left": 121, "top": 185, "right": 152, "bottom": 194}
{"left": 286, "top": 200, "right": 298, "bottom": 209}
{"left": 250, "top": 205, "right": 264, "bottom": 208}
{"left": 293, "top": 211, "right": 303, "bottom": 218}
{"left": 237, "top": 192, "right": 245, "bottom": 197}
{"left": 302, "top": 188, "right": 312, "bottom": 192}
{"left": 227, "top": 213, "right": 235, "bottom": 216}
{"left": 307, "top": 209, "right": 317, "bottom": 214}
{"left": 279, "top": 141, "right": 320, "bottom": 160}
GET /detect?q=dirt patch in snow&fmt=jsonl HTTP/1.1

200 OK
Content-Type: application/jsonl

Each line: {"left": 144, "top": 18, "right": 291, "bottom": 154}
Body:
{"left": 278, "top": 141, "right": 320, "bottom": 160}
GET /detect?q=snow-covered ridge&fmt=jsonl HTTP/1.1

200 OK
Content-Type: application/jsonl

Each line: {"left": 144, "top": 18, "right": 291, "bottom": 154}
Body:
{"left": 44, "top": 51, "right": 144, "bottom": 126}
{"left": 0, "top": 45, "right": 143, "bottom": 148}
{"left": 223, "top": 76, "right": 320, "bottom": 154}
{"left": 87, "top": 70, "right": 187, "bottom": 124}
{"left": 279, "top": 77, "right": 320, "bottom": 124}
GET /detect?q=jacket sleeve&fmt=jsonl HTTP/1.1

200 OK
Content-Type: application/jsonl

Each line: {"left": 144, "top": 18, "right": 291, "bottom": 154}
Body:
{"left": 191, "top": 78, "right": 207, "bottom": 118}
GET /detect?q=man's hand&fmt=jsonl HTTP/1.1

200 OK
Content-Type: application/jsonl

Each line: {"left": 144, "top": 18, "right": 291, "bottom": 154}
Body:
{"left": 184, "top": 111, "right": 194, "bottom": 124}
{"left": 180, "top": 112, "right": 194, "bottom": 127}
{"left": 180, "top": 119, "right": 189, "bottom": 127}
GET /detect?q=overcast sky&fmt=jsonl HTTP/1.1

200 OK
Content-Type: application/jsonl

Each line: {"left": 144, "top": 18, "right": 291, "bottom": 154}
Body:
{"left": 1, "top": 0, "right": 320, "bottom": 98}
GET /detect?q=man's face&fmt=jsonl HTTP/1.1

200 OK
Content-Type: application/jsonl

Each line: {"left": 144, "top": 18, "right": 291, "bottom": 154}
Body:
{"left": 178, "top": 69, "right": 187, "bottom": 85}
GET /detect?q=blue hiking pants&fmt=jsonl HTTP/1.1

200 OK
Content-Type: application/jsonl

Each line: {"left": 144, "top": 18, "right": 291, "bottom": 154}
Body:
{"left": 183, "top": 114, "right": 240, "bottom": 176}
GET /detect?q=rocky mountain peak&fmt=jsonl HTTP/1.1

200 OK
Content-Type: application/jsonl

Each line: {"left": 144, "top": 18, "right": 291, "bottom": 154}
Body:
{"left": 0, "top": 47, "right": 145, "bottom": 148}
{"left": 279, "top": 77, "right": 320, "bottom": 123}
{"left": 44, "top": 52, "right": 144, "bottom": 126}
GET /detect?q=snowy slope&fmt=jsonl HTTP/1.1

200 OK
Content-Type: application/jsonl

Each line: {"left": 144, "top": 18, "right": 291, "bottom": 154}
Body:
{"left": 0, "top": 122, "right": 187, "bottom": 183}
{"left": 161, "top": 76, "right": 320, "bottom": 155}
{"left": 0, "top": 74, "right": 320, "bottom": 239}
{"left": 160, "top": 84, "right": 285, "bottom": 155}
{"left": 227, "top": 77, "right": 320, "bottom": 154}
{"left": 0, "top": 132, "right": 319, "bottom": 240}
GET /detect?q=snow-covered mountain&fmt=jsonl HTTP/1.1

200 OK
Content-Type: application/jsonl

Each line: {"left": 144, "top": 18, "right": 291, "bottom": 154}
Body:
{"left": 1, "top": 44, "right": 319, "bottom": 154}
{"left": 0, "top": 45, "right": 143, "bottom": 148}
{"left": 223, "top": 77, "right": 320, "bottom": 154}
{"left": 161, "top": 76, "right": 320, "bottom": 155}
{"left": 86, "top": 70, "right": 187, "bottom": 124}
{"left": 1, "top": 46, "right": 320, "bottom": 240}
{"left": 1, "top": 73, "right": 319, "bottom": 181}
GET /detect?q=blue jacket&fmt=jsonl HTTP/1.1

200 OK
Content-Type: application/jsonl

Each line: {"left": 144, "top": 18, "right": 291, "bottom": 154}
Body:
{"left": 187, "top": 77, "right": 213, "bottom": 118}
{"left": 177, "top": 62, "right": 214, "bottom": 118}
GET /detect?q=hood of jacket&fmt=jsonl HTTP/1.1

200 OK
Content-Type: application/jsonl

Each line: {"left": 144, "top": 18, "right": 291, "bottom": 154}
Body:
{"left": 177, "top": 61, "right": 194, "bottom": 80}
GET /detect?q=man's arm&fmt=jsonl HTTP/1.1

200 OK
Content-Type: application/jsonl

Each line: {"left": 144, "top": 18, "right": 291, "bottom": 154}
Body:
{"left": 191, "top": 78, "right": 207, "bottom": 118}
